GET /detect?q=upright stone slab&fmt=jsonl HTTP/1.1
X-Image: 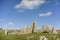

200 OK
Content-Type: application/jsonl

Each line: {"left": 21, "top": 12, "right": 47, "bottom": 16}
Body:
{"left": 32, "top": 21, "right": 37, "bottom": 33}
{"left": 5, "top": 26, "right": 8, "bottom": 35}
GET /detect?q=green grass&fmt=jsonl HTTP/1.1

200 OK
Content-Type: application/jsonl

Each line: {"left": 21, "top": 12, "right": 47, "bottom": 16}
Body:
{"left": 0, "top": 33, "right": 60, "bottom": 40}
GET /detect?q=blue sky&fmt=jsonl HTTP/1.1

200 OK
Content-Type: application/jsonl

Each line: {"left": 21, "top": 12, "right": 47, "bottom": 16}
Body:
{"left": 0, "top": 0, "right": 60, "bottom": 30}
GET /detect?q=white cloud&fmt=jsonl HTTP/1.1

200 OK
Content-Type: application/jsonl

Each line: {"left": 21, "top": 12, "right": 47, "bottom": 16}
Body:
{"left": 15, "top": 0, "right": 45, "bottom": 10}
{"left": 8, "top": 22, "right": 13, "bottom": 25}
{"left": 39, "top": 12, "right": 52, "bottom": 17}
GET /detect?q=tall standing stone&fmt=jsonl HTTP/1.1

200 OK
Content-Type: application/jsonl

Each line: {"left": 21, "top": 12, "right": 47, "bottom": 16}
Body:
{"left": 32, "top": 21, "right": 37, "bottom": 33}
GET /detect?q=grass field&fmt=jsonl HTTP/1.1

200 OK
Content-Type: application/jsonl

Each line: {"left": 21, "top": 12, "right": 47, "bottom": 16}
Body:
{"left": 0, "top": 33, "right": 60, "bottom": 40}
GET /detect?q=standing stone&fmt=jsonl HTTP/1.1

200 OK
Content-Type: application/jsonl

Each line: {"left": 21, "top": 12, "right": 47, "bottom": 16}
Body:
{"left": 29, "top": 26, "right": 32, "bottom": 33}
{"left": 20, "top": 28, "right": 24, "bottom": 34}
{"left": 26, "top": 26, "right": 30, "bottom": 33}
{"left": 23, "top": 28, "right": 26, "bottom": 34}
{"left": 51, "top": 27, "right": 57, "bottom": 34}
{"left": 41, "top": 24, "right": 45, "bottom": 32}
{"left": 26, "top": 26, "right": 32, "bottom": 33}
{"left": 46, "top": 25, "right": 51, "bottom": 33}
{"left": 5, "top": 26, "right": 8, "bottom": 35}
{"left": 32, "top": 21, "right": 37, "bottom": 33}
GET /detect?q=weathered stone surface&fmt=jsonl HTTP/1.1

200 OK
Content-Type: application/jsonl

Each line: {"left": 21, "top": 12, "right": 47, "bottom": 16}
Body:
{"left": 32, "top": 21, "right": 37, "bottom": 33}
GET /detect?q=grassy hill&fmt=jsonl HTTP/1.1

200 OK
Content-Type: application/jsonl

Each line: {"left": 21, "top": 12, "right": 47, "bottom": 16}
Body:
{"left": 0, "top": 33, "right": 60, "bottom": 40}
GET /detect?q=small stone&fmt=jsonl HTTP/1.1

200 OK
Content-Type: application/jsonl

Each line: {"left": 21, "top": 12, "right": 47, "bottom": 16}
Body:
{"left": 27, "top": 37, "right": 30, "bottom": 39}
{"left": 39, "top": 36, "right": 48, "bottom": 40}
{"left": 31, "top": 36, "right": 34, "bottom": 38}
{"left": 57, "top": 38, "right": 59, "bottom": 40}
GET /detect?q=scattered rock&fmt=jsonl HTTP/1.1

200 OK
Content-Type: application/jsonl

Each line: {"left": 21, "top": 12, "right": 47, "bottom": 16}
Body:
{"left": 57, "top": 38, "right": 59, "bottom": 40}
{"left": 39, "top": 36, "right": 48, "bottom": 40}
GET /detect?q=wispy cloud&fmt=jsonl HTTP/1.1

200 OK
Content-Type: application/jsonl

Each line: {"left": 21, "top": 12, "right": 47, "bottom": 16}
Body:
{"left": 15, "top": 0, "right": 46, "bottom": 12}
{"left": 8, "top": 22, "right": 13, "bottom": 25}
{"left": 19, "top": 10, "right": 24, "bottom": 13}
{"left": 55, "top": 0, "right": 59, "bottom": 6}
{"left": 56, "top": 2, "right": 59, "bottom": 5}
{"left": 39, "top": 12, "right": 52, "bottom": 17}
